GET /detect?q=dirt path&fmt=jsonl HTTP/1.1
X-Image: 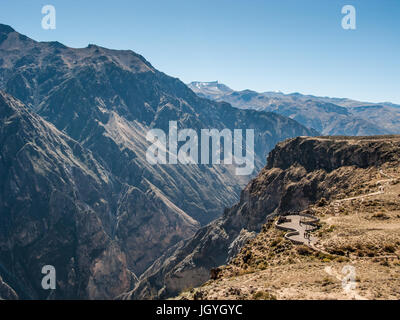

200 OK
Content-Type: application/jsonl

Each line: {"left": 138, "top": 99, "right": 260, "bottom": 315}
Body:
{"left": 273, "top": 169, "right": 398, "bottom": 300}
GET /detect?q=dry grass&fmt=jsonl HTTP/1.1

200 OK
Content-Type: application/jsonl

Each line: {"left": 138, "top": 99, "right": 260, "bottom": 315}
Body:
{"left": 177, "top": 163, "right": 400, "bottom": 300}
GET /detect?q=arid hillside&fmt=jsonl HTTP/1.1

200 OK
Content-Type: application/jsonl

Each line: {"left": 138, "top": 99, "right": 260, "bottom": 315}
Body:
{"left": 176, "top": 136, "right": 400, "bottom": 300}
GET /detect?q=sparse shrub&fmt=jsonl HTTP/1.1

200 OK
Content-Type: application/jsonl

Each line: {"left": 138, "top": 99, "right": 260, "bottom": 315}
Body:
{"left": 329, "top": 248, "right": 345, "bottom": 256}
{"left": 210, "top": 267, "right": 222, "bottom": 280}
{"left": 258, "top": 262, "right": 268, "bottom": 270}
{"left": 316, "top": 252, "right": 334, "bottom": 262}
{"left": 336, "top": 256, "right": 348, "bottom": 263}
{"left": 193, "top": 290, "right": 205, "bottom": 300}
{"left": 270, "top": 237, "right": 283, "bottom": 247}
{"left": 371, "top": 212, "right": 390, "bottom": 220}
{"left": 343, "top": 244, "right": 356, "bottom": 252}
{"left": 390, "top": 179, "right": 400, "bottom": 185}
{"left": 380, "top": 260, "right": 390, "bottom": 267}
{"left": 365, "top": 249, "right": 375, "bottom": 257}
{"left": 317, "top": 197, "right": 328, "bottom": 207}
{"left": 322, "top": 277, "right": 334, "bottom": 286}
{"left": 383, "top": 244, "right": 396, "bottom": 253}
{"left": 327, "top": 225, "right": 336, "bottom": 232}
{"left": 228, "top": 287, "right": 241, "bottom": 295}
{"left": 242, "top": 252, "right": 252, "bottom": 263}
{"left": 238, "top": 268, "right": 254, "bottom": 276}
{"left": 296, "top": 245, "right": 312, "bottom": 256}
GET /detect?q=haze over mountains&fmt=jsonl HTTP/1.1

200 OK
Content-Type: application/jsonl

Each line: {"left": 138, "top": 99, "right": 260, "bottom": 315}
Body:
{"left": 0, "top": 24, "right": 316, "bottom": 299}
{"left": 188, "top": 81, "right": 400, "bottom": 136}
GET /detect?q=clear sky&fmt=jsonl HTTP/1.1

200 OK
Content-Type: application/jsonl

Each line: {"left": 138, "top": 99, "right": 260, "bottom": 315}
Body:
{"left": 1, "top": 0, "right": 399, "bottom": 103}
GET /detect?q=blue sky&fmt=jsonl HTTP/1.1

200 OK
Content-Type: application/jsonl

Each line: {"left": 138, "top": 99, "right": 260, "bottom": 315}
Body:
{"left": 1, "top": 0, "right": 399, "bottom": 103}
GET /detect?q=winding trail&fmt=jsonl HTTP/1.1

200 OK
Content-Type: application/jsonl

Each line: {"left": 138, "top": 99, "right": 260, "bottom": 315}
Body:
{"left": 273, "top": 169, "right": 397, "bottom": 300}
{"left": 331, "top": 169, "right": 395, "bottom": 216}
{"left": 275, "top": 170, "right": 395, "bottom": 247}
{"left": 275, "top": 215, "right": 319, "bottom": 246}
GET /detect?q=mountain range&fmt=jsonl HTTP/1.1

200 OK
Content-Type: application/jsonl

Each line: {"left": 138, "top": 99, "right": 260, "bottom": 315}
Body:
{"left": 188, "top": 81, "right": 400, "bottom": 136}
{"left": 0, "top": 24, "right": 316, "bottom": 299}
{"left": 2, "top": 22, "right": 397, "bottom": 300}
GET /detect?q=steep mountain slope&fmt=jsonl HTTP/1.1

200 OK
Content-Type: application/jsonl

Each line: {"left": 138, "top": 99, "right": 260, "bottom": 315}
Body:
{"left": 0, "top": 23, "right": 316, "bottom": 288}
{"left": 125, "top": 135, "right": 400, "bottom": 299}
{"left": 178, "top": 138, "right": 400, "bottom": 300}
{"left": 0, "top": 24, "right": 316, "bottom": 225}
{"left": 0, "top": 91, "right": 133, "bottom": 299}
{"left": 188, "top": 81, "right": 400, "bottom": 136}
{"left": 349, "top": 105, "right": 400, "bottom": 134}
{"left": 0, "top": 90, "right": 203, "bottom": 298}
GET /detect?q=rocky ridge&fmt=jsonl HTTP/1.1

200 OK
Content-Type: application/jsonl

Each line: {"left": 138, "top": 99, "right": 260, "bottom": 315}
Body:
{"left": 188, "top": 81, "right": 400, "bottom": 136}
{"left": 126, "top": 135, "right": 400, "bottom": 299}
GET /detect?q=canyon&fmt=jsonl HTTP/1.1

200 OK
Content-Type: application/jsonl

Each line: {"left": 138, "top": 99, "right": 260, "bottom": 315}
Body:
{"left": 0, "top": 23, "right": 315, "bottom": 299}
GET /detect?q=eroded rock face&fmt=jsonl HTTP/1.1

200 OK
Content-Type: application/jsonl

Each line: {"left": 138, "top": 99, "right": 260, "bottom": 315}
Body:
{"left": 266, "top": 136, "right": 400, "bottom": 172}
{"left": 126, "top": 136, "right": 400, "bottom": 299}
{"left": 0, "top": 23, "right": 317, "bottom": 283}
{"left": 115, "top": 183, "right": 199, "bottom": 274}
{"left": 0, "top": 91, "right": 131, "bottom": 299}
{"left": 227, "top": 229, "right": 257, "bottom": 263}
{"left": 0, "top": 23, "right": 316, "bottom": 231}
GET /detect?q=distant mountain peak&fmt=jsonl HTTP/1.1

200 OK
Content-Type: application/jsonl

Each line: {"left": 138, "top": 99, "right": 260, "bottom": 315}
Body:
{"left": 0, "top": 24, "right": 155, "bottom": 75}
{"left": 0, "top": 23, "right": 15, "bottom": 34}
{"left": 0, "top": 23, "right": 15, "bottom": 44}
{"left": 190, "top": 81, "right": 400, "bottom": 136}
{"left": 188, "top": 81, "right": 233, "bottom": 98}
{"left": 191, "top": 80, "right": 219, "bottom": 85}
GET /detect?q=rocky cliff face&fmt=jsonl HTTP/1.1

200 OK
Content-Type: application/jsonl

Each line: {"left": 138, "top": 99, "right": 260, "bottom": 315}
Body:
{"left": 266, "top": 136, "right": 400, "bottom": 172}
{"left": 0, "top": 91, "right": 133, "bottom": 299}
{"left": 125, "top": 135, "right": 400, "bottom": 299}
{"left": 0, "top": 24, "right": 316, "bottom": 229}
{"left": 178, "top": 136, "right": 400, "bottom": 301}
{"left": 0, "top": 90, "right": 203, "bottom": 298}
